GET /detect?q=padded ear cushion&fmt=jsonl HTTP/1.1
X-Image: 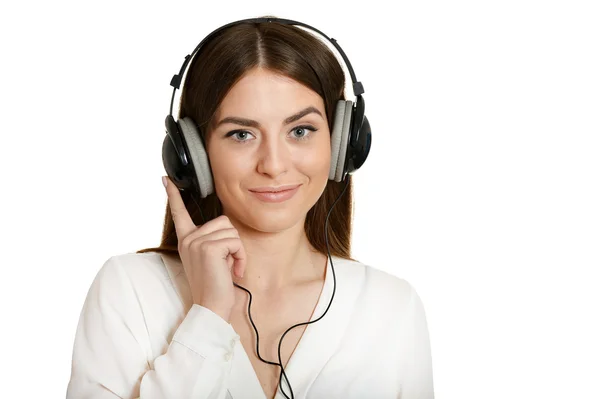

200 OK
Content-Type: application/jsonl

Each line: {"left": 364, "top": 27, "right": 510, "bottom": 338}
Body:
{"left": 329, "top": 100, "right": 354, "bottom": 182}
{"left": 177, "top": 117, "right": 214, "bottom": 198}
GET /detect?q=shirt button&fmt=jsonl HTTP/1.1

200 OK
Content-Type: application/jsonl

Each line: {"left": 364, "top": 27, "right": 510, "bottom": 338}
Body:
{"left": 224, "top": 352, "right": 232, "bottom": 361}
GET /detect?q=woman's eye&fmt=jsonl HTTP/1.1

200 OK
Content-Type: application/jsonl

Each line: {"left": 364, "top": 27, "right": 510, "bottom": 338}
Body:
{"left": 290, "top": 125, "right": 317, "bottom": 140}
{"left": 225, "top": 130, "right": 255, "bottom": 143}
{"left": 234, "top": 132, "right": 250, "bottom": 140}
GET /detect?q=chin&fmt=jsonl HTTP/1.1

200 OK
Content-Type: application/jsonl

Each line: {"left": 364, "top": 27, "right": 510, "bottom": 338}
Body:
{"left": 220, "top": 183, "right": 325, "bottom": 233}
{"left": 225, "top": 197, "right": 311, "bottom": 233}
{"left": 243, "top": 207, "right": 306, "bottom": 233}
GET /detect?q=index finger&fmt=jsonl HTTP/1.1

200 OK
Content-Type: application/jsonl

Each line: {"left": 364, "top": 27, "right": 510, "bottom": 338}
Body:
{"left": 163, "top": 176, "right": 196, "bottom": 239}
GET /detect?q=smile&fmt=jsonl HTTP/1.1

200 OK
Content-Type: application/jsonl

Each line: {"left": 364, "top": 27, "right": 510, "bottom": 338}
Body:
{"left": 248, "top": 185, "right": 301, "bottom": 203}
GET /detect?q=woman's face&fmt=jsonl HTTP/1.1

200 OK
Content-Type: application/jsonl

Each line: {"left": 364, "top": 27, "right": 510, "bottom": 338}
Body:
{"left": 207, "top": 67, "right": 331, "bottom": 233}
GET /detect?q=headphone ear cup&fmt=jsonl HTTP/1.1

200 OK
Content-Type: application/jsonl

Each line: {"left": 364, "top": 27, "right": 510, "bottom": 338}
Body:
{"left": 347, "top": 114, "right": 371, "bottom": 174}
{"left": 177, "top": 117, "right": 214, "bottom": 198}
{"left": 329, "top": 100, "right": 353, "bottom": 182}
{"left": 163, "top": 115, "right": 197, "bottom": 192}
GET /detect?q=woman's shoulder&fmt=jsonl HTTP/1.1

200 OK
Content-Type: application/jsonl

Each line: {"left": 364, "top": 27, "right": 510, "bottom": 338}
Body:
{"left": 339, "top": 256, "right": 418, "bottom": 305}
{"left": 92, "top": 251, "right": 190, "bottom": 309}
{"left": 101, "top": 250, "right": 175, "bottom": 275}
{"left": 78, "top": 252, "right": 193, "bottom": 361}
{"left": 97, "top": 251, "right": 186, "bottom": 283}
{"left": 334, "top": 257, "right": 430, "bottom": 343}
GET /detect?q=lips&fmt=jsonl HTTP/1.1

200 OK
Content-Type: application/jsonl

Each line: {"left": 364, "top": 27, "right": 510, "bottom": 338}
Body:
{"left": 248, "top": 184, "right": 301, "bottom": 203}
{"left": 249, "top": 184, "right": 302, "bottom": 193}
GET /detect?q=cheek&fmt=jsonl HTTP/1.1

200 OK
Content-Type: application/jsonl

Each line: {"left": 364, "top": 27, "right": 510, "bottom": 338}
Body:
{"left": 303, "top": 134, "right": 331, "bottom": 175}
{"left": 209, "top": 147, "right": 248, "bottom": 185}
{"left": 311, "top": 133, "right": 331, "bottom": 175}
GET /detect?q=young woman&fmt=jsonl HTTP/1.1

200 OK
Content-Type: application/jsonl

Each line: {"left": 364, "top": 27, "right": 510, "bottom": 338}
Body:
{"left": 66, "top": 17, "right": 434, "bottom": 399}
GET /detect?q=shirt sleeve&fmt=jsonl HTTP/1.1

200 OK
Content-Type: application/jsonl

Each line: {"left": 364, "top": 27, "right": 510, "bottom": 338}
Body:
{"left": 399, "top": 283, "right": 435, "bottom": 399}
{"left": 66, "top": 256, "right": 240, "bottom": 399}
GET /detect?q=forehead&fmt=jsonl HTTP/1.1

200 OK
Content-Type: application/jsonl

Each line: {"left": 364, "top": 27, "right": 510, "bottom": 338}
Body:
{"left": 216, "top": 68, "right": 325, "bottom": 119}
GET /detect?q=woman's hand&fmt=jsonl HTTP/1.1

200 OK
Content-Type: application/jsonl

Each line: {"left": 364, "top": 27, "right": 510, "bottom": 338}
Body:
{"left": 163, "top": 176, "right": 246, "bottom": 323}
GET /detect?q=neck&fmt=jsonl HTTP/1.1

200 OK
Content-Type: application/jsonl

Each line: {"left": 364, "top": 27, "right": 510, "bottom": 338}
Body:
{"left": 227, "top": 216, "right": 326, "bottom": 294}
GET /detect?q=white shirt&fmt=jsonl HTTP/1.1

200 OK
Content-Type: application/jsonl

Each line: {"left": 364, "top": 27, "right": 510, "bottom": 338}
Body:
{"left": 66, "top": 251, "right": 434, "bottom": 399}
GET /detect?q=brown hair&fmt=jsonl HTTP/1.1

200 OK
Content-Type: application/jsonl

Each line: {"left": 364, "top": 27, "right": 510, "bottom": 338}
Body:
{"left": 137, "top": 17, "right": 356, "bottom": 261}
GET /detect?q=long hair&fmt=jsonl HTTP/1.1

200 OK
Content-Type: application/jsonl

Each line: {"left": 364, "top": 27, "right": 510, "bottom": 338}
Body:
{"left": 137, "top": 17, "right": 356, "bottom": 261}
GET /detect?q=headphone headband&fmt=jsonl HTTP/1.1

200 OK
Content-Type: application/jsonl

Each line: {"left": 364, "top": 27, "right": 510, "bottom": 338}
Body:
{"left": 168, "top": 17, "right": 365, "bottom": 116}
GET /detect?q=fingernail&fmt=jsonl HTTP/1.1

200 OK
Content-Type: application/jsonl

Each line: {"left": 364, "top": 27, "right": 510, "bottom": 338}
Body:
{"left": 162, "top": 176, "right": 168, "bottom": 188}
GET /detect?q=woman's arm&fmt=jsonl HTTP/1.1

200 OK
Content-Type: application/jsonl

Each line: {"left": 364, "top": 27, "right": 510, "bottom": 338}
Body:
{"left": 66, "top": 256, "right": 239, "bottom": 399}
{"left": 398, "top": 283, "right": 435, "bottom": 399}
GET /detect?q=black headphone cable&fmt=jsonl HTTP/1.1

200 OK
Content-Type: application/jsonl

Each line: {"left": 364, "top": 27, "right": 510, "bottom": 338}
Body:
{"left": 189, "top": 176, "right": 350, "bottom": 399}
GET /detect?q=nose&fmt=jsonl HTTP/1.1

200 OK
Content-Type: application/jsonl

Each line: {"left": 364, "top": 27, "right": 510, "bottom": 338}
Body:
{"left": 256, "top": 133, "right": 290, "bottom": 179}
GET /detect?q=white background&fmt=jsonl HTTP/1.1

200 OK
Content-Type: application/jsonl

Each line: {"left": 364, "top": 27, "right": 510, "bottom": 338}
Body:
{"left": 1, "top": 0, "right": 599, "bottom": 397}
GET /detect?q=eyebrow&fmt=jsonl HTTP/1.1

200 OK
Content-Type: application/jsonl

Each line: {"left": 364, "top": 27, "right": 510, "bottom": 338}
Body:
{"left": 216, "top": 106, "right": 323, "bottom": 129}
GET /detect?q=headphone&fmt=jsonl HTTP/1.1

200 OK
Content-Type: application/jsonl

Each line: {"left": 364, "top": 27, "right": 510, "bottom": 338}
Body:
{"left": 162, "top": 17, "right": 371, "bottom": 199}
{"left": 161, "top": 17, "right": 372, "bottom": 399}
